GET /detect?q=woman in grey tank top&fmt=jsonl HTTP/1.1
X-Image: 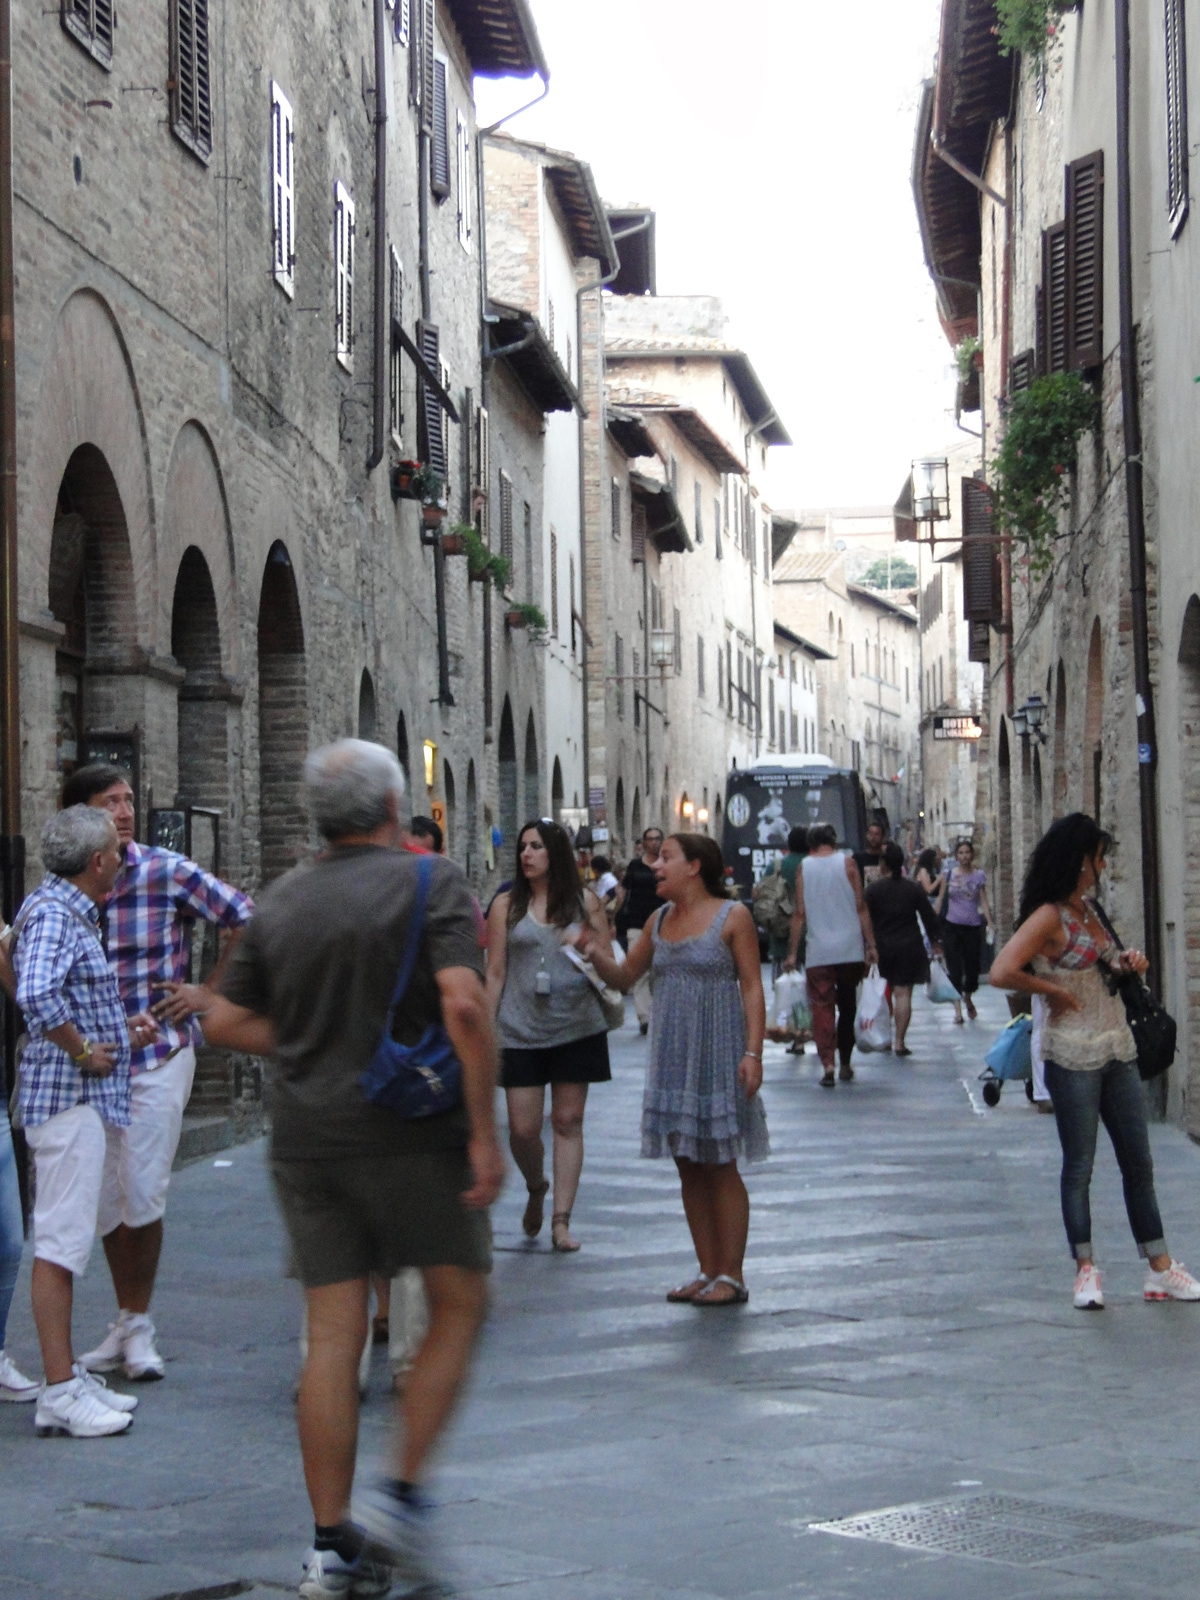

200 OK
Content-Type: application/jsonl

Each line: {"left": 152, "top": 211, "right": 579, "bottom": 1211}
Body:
{"left": 486, "top": 821, "right": 615, "bottom": 1253}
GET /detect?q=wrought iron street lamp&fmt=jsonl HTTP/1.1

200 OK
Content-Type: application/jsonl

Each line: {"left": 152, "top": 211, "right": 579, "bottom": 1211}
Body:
{"left": 911, "top": 457, "right": 951, "bottom": 523}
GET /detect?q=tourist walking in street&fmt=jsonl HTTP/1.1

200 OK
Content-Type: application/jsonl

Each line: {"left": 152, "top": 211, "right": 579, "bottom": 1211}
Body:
{"left": 579, "top": 834, "right": 767, "bottom": 1306}
{"left": 753, "top": 826, "right": 807, "bottom": 978}
{"left": 852, "top": 819, "right": 887, "bottom": 888}
{"left": 203, "top": 739, "right": 503, "bottom": 1598}
{"left": 486, "top": 820, "right": 614, "bottom": 1253}
{"left": 14, "top": 807, "right": 159, "bottom": 1438}
{"left": 41, "top": 764, "right": 256, "bottom": 1385}
{"left": 941, "top": 838, "right": 993, "bottom": 1024}
{"left": 783, "top": 823, "right": 877, "bottom": 1087}
{"left": 914, "top": 847, "right": 947, "bottom": 914}
{"left": 864, "top": 842, "right": 943, "bottom": 1056}
{"left": 614, "top": 827, "right": 664, "bottom": 1032}
{"left": 990, "top": 812, "right": 1200, "bottom": 1310}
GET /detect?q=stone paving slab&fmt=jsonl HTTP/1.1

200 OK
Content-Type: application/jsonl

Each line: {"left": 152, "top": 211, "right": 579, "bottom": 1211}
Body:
{"left": 4, "top": 981, "right": 1200, "bottom": 1597}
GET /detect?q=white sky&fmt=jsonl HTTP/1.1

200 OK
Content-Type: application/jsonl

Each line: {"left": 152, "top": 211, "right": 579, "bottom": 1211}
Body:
{"left": 475, "top": 0, "right": 966, "bottom": 512}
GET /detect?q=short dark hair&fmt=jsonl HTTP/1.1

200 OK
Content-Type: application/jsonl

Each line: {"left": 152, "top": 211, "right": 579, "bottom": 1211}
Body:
{"left": 61, "top": 763, "right": 131, "bottom": 810}
{"left": 409, "top": 815, "right": 444, "bottom": 854}
{"left": 807, "top": 822, "right": 837, "bottom": 850}
{"left": 787, "top": 827, "right": 808, "bottom": 855}
{"left": 590, "top": 855, "right": 611, "bottom": 874}
{"left": 642, "top": 827, "right": 664, "bottom": 842}
{"left": 882, "top": 840, "right": 905, "bottom": 876}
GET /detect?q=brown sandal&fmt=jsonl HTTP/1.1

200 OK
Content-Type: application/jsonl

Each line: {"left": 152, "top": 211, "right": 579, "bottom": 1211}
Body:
{"left": 522, "top": 1179, "right": 550, "bottom": 1238}
{"left": 551, "top": 1211, "right": 581, "bottom": 1253}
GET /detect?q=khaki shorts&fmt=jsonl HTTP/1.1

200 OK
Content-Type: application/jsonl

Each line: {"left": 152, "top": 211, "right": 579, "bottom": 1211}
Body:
{"left": 272, "top": 1148, "right": 492, "bottom": 1289}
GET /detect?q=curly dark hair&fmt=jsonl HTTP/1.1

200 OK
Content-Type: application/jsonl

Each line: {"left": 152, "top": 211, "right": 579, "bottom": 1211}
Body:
{"left": 1018, "top": 812, "right": 1112, "bottom": 926}
{"left": 507, "top": 819, "right": 586, "bottom": 929}
{"left": 916, "top": 847, "right": 940, "bottom": 879}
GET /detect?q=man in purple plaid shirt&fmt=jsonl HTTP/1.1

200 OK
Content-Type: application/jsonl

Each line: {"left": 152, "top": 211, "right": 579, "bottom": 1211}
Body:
{"left": 58, "top": 764, "right": 254, "bottom": 1383}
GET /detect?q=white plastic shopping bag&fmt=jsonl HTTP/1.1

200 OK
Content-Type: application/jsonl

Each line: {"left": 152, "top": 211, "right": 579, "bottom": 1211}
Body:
{"left": 854, "top": 965, "right": 892, "bottom": 1052}
{"left": 771, "top": 969, "right": 810, "bottom": 1033}
{"left": 926, "top": 958, "right": 959, "bottom": 1005}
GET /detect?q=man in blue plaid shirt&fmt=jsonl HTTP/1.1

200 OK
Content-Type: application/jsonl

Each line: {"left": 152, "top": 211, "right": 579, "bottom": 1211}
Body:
{"left": 58, "top": 764, "right": 254, "bottom": 1383}
{"left": 14, "top": 806, "right": 159, "bottom": 1438}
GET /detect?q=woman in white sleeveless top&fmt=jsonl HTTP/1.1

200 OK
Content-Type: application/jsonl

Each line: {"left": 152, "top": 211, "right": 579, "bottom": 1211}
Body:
{"left": 784, "top": 822, "right": 876, "bottom": 1088}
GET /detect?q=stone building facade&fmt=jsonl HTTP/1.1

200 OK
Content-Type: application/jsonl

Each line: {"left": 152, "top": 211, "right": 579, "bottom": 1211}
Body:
{"left": 14, "top": 0, "right": 546, "bottom": 1119}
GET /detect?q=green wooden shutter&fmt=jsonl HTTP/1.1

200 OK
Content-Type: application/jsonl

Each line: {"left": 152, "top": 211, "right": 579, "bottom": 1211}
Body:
{"left": 1066, "top": 151, "right": 1104, "bottom": 371}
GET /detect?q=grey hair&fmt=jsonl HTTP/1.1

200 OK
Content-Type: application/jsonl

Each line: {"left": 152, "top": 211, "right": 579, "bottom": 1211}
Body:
{"left": 304, "top": 738, "right": 406, "bottom": 842}
{"left": 42, "top": 804, "right": 117, "bottom": 876}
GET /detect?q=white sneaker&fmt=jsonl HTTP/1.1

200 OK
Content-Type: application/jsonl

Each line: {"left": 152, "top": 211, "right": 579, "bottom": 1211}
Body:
{"left": 298, "top": 1547, "right": 392, "bottom": 1598}
{"left": 121, "top": 1313, "right": 164, "bottom": 1380}
{"left": 354, "top": 1480, "right": 440, "bottom": 1590}
{"left": 80, "top": 1311, "right": 130, "bottom": 1374}
{"left": 0, "top": 1350, "right": 38, "bottom": 1402}
{"left": 74, "top": 1362, "right": 138, "bottom": 1413}
{"left": 35, "top": 1375, "right": 132, "bottom": 1437}
{"left": 1073, "top": 1262, "right": 1104, "bottom": 1309}
{"left": 1144, "top": 1260, "right": 1200, "bottom": 1301}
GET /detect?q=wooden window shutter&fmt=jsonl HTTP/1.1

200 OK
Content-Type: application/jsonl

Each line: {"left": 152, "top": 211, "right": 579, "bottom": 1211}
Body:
{"left": 498, "top": 471, "right": 513, "bottom": 565}
{"left": 475, "top": 406, "right": 489, "bottom": 539}
{"left": 389, "top": 247, "right": 403, "bottom": 439}
{"left": 615, "top": 635, "right": 624, "bottom": 719}
{"left": 1035, "top": 285, "right": 1046, "bottom": 375}
{"left": 1042, "top": 222, "right": 1068, "bottom": 374}
{"left": 394, "top": 0, "right": 410, "bottom": 46}
{"left": 549, "top": 529, "right": 559, "bottom": 636}
{"left": 271, "top": 83, "right": 295, "bottom": 297}
{"left": 961, "top": 478, "right": 1001, "bottom": 626}
{"left": 1066, "top": 151, "right": 1104, "bottom": 370}
{"left": 62, "top": 0, "right": 113, "bottom": 69}
{"left": 417, "top": 321, "right": 445, "bottom": 475}
{"left": 630, "top": 501, "right": 646, "bottom": 564}
{"left": 431, "top": 59, "right": 450, "bottom": 198}
{"left": 170, "top": 0, "right": 213, "bottom": 162}
{"left": 456, "top": 111, "right": 471, "bottom": 248}
{"left": 968, "top": 620, "right": 991, "bottom": 664}
{"left": 697, "top": 635, "right": 705, "bottom": 696}
{"left": 1009, "top": 348, "right": 1035, "bottom": 394}
{"left": 1166, "top": 0, "right": 1190, "bottom": 235}
{"left": 611, "top": 478, "right": 621, "bottom": 540}
{"left": 420, "top": 0, "right": 436, "bottom": 133}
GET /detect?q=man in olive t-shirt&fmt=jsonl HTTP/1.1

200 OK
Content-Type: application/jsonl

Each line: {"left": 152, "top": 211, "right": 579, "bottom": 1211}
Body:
{"left": 204, "top": 740, "right": 503, "bottom": 1595}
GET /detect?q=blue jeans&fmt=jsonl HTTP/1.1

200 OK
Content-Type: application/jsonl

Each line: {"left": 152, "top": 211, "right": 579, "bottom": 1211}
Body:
{"left": 0, "top": 1118, "right": 24, "bottom": 1347}
{"left": 1044, "top": 1058, "right": 1167, "bottom": 1262}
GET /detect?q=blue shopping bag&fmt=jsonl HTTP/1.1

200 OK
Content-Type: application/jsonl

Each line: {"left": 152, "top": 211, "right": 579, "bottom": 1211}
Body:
{"left": 984, "top": 1014, "right": 1033, "bottom": 1082}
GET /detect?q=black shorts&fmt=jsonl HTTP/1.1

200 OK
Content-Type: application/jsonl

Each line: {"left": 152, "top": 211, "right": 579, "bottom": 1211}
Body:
{"left": 501, "top": 1029, "right": 612, "bottom": 1089}
{"left": 272, "top": 1149, "right": 492, "bottom": 1288}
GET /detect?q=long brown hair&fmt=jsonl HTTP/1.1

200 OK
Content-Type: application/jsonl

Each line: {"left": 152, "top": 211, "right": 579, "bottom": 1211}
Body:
{"left": 667, "top": 832, "right": 729, "bottom": 898}
{"left": 507, "top": 819, "right": 586, "bottom": 928}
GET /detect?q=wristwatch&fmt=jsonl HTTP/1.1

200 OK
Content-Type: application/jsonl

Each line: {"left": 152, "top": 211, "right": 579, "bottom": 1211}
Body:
{"left": 71, "top": 1039, "right": 91, "bottom": 1064}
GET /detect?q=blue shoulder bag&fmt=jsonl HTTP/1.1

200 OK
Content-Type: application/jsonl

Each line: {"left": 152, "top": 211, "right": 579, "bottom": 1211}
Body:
{"left": 359, "top": 855, "right": 464, "bottom": 1119}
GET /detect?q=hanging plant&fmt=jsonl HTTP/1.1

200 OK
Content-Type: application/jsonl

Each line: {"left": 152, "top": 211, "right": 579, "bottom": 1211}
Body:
{"left": 409, "top": 464, "right": 445, "bottom": 507}
{"left": 955, "top": 335, "right": 982, "bottom": 382}
{"left": 991, "top": 372, "right": 1099, "bottom": 575}
{"left": 455, "top": 523, "right": 512, "bottom": 589}
{"left": 505, "top": 602, "right": 547, "bottom": 637}
{"left": 994, "top": 0, "right": 1077, "bottom": 69}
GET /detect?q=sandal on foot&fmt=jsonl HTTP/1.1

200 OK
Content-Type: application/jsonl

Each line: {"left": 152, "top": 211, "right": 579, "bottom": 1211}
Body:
{"left": 895, "top": 1046, "right": 912, "bottom": 1058}
{"left": 522, "top": 1179, "right": 550, "bottom": 1238}
{"left": 820, "top": 1070, "right": 836, "bottom": 1088}
{"left": 694, "top": 1274, "right": 749, "bottom": 1307}
{"left": 551, "top": 1212, "right": 581, "bottom": 1253}
{"left": 965, "top": 997, "right": 978, "bottom": 1020}
{"left": 666, "top": 1274, "right": 712, "bottom": 1303}
{"left": 838, "top": 1064, "right": 854, "bottom": 1081}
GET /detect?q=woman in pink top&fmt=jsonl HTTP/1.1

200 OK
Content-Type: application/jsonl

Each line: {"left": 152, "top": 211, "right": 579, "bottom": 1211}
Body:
{"left": 941, "top": 839, "right": 993, "bottom": 1023}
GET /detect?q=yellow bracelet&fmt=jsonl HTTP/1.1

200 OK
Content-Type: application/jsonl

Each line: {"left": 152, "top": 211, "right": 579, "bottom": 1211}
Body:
{"left": 71, "top": 1040, "right": 90, "bottom": 1064}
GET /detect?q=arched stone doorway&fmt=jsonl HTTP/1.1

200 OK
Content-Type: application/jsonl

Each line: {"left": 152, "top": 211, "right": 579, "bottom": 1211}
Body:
{"left": 523, "top": 712, "right": 539, "bottom": 822}
{"left": 631, "top": 786, "right": 642, "bottom": 840}
{"left": 1084, "top": 620, "right": 1103, "bottom": 821}
{"left": 396, "top": 711, "right": 410, "bottom": 790}
{"left": 49, "top": 443, "right": 141, "bottom": 801}
{"left": 358, "top": 670, "right": 377, "bottom": 741}
{"left": 551, "top": 756, "right": 564, "bottom": 825}
{"left": 498, "top": 698, "right": 517, "bottom": 855}
{"left": 170, "top": 546, "right": 225, "bottom": 816}
{"left": 257, "top": 542, "right": 307, "bottom": 884}
{"left": 444, "top": 759, "right": 457, "bottom": 859}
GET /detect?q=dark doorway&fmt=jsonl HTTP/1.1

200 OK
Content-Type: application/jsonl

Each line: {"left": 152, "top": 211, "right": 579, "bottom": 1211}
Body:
{"left": 257, "top": 542, "right": 307, "bottom": 883}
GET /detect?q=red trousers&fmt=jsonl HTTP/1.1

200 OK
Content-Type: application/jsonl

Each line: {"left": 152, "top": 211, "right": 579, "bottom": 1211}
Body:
{"left": 806, "top": 962, "right": 866, "bottom": 1068}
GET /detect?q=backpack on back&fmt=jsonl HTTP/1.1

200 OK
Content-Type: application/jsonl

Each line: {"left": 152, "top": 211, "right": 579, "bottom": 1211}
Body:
{"left": 754, "top": 867, "right": 794, "bottom": 943}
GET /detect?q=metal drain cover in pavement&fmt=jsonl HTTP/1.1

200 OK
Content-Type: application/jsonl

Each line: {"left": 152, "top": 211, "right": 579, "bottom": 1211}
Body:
{"left": 809, "top": 1493, "right": 1188, "bottom": 1566}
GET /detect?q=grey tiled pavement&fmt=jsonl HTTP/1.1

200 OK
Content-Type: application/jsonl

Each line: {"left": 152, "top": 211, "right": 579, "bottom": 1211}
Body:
{"left": 5, "top": 982, "right": 1200, "bottom": 1598}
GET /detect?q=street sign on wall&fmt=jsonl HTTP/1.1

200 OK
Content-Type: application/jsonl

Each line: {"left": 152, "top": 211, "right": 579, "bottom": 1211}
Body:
{"left": 933, "top": 715, "right": 982, "bottom": 741}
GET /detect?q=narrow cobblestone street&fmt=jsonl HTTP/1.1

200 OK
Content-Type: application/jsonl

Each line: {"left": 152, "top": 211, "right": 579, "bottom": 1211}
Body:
{"left": 5, "top": 987, "right": 1200, "bottom": 1599}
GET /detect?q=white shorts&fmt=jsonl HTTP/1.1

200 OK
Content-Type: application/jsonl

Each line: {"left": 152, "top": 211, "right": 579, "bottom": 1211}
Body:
{"left": 25, "top": 1103, "right": 108, "bottom": 1276}
{"left": 97, "top": 1046, "right": 196, "bottom": 1235}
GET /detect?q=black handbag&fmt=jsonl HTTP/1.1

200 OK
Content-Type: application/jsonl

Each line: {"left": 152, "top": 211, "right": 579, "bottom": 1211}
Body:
{"left": 1091, "top": 902, "right": 1177, "bottom": 1082}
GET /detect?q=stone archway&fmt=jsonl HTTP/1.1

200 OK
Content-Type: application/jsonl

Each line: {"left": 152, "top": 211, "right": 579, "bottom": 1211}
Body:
{"left": 358, "top": 669, "right": 377, "bottom": 741}
{"left": 498, "top": 698, "right": 518, "bottom": 859}
{"left": 170, "top": 546, "right": 225, "bottom": 816}
{"left": 551, "top": 756, "right": 564, "bottom": 825}
{"left": 444, "top": 760, "right": 456, "bottom": 859}
{"left": 523, "top": 711, "right": 539, "bottom": 823}
{"left": 631, "top": 786, "right": 642, "bottom": 840}
{"left": 397, "top": 711, "right": 410, "bottom": 790}
{"left": 257, "top": 542, "right": 307, "bottom": 884}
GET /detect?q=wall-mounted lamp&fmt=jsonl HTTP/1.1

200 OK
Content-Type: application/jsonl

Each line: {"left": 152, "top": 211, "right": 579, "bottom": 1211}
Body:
{"left": 697, "top": 807, "right": 710, "bottom": 825}
{"left": 681, "top": 799, "right": 695, "bottom": 819}
{"left": 911, "top": 457, "right": 951, "bottom": 522}
{"left": 1012, "top": 693, "right": 1047, "bottom": 745}
{"left": 422, "top": 739, "right": 437, "bottom": 789}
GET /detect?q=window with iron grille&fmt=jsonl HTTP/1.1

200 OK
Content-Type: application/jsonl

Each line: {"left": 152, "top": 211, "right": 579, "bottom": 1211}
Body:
{"left": 169, "top": 0, "right": 213, "bottom": 163}
{"left": 334, "top": 182, "right": 355, "bottom": 371}
{"left": 455, "top": 110, "right": 471, "bottom": 249}
{"left": 611, "top": 478, "right": 621, "bottom": 540}
{"left": 431, "top": 58, "right": 450, "bottom": 200}
{"left": 1166, "top": 0, "right": 1189, "bottom": 235}
{"left": 498, "top": 472, "right": 514, "bottom": 567}
{"left": 389, "top": 247, "right": 403, "bottom": 441}
{"left": 270, "top": 82, "right": 295, "bottom": 298}
{"left": 549, "top": 528, "right": 559, "bottom": 636}
{"left": 615, "top": 635, "right": 624, "bottom": 719}
{"left": 697, "top": 636, "right": 705, "bottom": 696}
{"left": 62, "top": 0, "right": 113, "bottom": 70}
